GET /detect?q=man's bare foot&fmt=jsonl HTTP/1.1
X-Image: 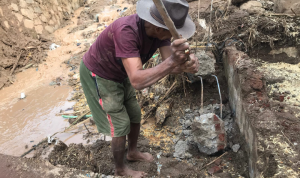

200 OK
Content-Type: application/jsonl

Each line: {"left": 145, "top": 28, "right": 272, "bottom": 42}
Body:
{"left": 115, "top": 167, "right": 147, "bottom": 178}
{"left": 127, "top": 151, "right": 154, "bottom": 162}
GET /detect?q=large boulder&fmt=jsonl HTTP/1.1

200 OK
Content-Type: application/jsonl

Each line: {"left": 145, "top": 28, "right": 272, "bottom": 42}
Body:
{"left": 192, "top": 113, "right": 227, "bottom": 155}
{"left": 274, "top": 0, "right": 300, "bottom": 14}
{"left": 240, "top": 1, "right": 265, "bottom": 15}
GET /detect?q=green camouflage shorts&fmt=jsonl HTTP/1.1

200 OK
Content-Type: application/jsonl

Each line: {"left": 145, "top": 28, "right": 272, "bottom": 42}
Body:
{"left": 80, "top": 61, "right": 141, "bottom": 137}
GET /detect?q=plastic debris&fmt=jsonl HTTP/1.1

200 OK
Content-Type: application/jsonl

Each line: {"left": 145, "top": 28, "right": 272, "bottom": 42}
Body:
{"left": 20, "top": 93, "right": 26, "bottom": 99}
{"left": 49, "top": 43, "right": 60, "bottom": 50}
{"left": 48, "top": 135, "right": 54, "bottom": 144}
{"left": 77, "top": 43, "right": 81, "bottom": 46}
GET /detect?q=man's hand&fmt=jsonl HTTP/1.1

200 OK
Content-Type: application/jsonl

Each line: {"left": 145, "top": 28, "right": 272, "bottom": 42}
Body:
{"left": 170, "top": 38, "right": 190, "bottom": 66}
{"left": 171, "top": 53, "right": 199, "bottom": 74}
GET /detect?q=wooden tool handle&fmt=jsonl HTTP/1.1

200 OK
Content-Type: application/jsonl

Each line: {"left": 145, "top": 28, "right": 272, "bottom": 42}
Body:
{"left": 152, "top": 0, "right": 181, "bottom": 39}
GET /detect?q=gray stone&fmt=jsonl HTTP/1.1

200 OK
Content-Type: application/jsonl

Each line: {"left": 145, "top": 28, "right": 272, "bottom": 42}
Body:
{"left": 185, "top": 108, "right": 191, "bottom": 113}
{"left": 182, "top": 130, "right": 192, "bottom": 136}
{"left": 173, "top": 140, "right": 189, "bottom": 159}
{"left": 185, "top": 113, "right": 194, "bottom": 120}
{"left": 172, "top": 138, "right": 180, "bottom": 144}
{"left": 192, "top": 113, "right": 227, "bottom": 155}
{"left": 232, "top": 144, "right": 240, "bottom": 152}
{"left": 274, "top": 0, "right": 300, "bottom": 14}
{"left": 240, "top": 1, "right": 265, "bottom": 14}
{"left": 195, "top": 50, "right": 215, "bottom": 76}
{"left": 184, "top": 120, "right": 192, "bottom": 128}
{"left": 179, "top": 119, "right": 185, "bottom": 125}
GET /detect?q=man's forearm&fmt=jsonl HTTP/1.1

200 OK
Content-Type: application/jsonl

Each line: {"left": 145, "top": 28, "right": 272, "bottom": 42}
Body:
{"left": 130, "top": 57, "right": 175, "bottom": 90}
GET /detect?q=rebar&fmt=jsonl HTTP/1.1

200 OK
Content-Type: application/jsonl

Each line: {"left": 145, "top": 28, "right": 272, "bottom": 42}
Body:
{"left": 212, "top": 75, "right": 222, "bottom": 118}
{"left": 198, "top": 76, "right": 204, "bottom": 114}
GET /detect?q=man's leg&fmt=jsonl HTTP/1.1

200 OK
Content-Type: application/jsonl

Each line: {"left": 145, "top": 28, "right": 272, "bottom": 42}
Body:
{"left": 112, "top": 136, "right": 146, "bottom": 178}
{"left": 127, "top": 123, "right": 153, "bottom": 162}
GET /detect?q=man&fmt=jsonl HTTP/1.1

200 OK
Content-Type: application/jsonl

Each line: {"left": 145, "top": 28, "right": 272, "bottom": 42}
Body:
{"left": 80, "top": 0, "right": 199, "bottom": 177}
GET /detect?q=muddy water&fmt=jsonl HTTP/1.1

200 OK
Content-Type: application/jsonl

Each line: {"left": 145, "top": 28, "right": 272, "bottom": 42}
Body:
{"left": 0, "top": 85, "right": 74, "bottom": 156}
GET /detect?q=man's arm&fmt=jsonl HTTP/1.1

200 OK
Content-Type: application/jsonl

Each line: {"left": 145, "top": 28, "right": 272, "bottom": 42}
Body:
{"left": 122, "top": 39, "right": 189, "bottom": 90}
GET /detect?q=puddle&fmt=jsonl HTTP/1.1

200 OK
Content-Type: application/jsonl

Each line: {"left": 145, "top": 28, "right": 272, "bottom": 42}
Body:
{"left": 0, "top": 84, "right": 74, "bottom": 156}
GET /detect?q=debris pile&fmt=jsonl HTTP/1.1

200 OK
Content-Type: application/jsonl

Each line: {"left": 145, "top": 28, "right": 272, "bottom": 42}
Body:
{"left": 192, "top": 113, "right": 227, "bottom": 155}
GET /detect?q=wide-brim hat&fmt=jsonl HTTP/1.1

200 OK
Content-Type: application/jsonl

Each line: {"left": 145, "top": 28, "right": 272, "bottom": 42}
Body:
{"left": 137, "top": 0, "right": 196, "bottom": 39}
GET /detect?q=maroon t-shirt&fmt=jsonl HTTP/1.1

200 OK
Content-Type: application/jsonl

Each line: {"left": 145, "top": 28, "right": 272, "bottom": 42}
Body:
{"left": 83, "top": 14, "right": 171, "bottom": 83}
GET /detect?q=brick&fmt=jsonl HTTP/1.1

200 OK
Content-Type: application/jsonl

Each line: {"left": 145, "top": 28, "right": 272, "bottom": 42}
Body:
{"left": 218, "top": 133, "right": 225, "bottom": 142}
{"left": 213, "top": 114, "right": 219, "bottom": 122}
{"left": 215, "top": 123, "right": 221, "bottom": 131}
{"left": 24, "top": 19, "right": 33, "bottom": 29}
{"left": 208, "top": 166, "right": 222, "bottom": 175}
{"left": 217, "top": 144, "right": 225, "bottom": 151}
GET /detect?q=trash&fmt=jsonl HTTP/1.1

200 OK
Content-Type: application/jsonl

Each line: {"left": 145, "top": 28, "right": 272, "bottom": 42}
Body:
{"left": 20, "top": 93, "right": 26, "bottom": 99}
{"left": 30, "top": 140, "right": 34, "bottom": 142}
{"left": 73, "top": 73, "right": 79, "bottom": 79}
{"left": 232, "top": 144, "right": 240, "bottom": 152}
{"left": 49, "top": 43, "right": 60, "bottom": 50}
{"left": 36, "top": 67, "right": 38, "bottom": 71}
{"left": 95, "top": 14, "right": 100, "bottom": 22}
{"left": 61, "top": 115, "right": 92, "bottom": 119}
{"left": 198, "top": 19, "right": 207, "bottom": 29}
{"left": 77, "top": 43, "right": 81, "bottom": 46}
{"left": 48, "top": 135, "right": 54, "bottom": 144}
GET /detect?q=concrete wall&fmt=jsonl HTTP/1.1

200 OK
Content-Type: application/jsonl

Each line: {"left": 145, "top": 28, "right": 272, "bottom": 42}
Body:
{"left": 223, "top": 46, "right": 261, "bottom": 178}
{"left": 0, "top": 0, "right": 83, "bottom": 35}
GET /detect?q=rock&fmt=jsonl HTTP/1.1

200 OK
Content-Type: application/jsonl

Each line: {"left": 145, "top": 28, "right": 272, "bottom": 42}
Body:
{"left": 35, "top": 25, "right": 43, "bottom": 34}
{"left": 195, "top": 50, "right": 215, "bottom": 76}
{"left": 179, "top": 118, "right": 185, "bottom": 125}
{"left": 232, "top": 144, "right": 240, "bottom": 152}
{"left": 185, "top": 120, "right": 192, "bottom": 128}
{"left": 185, "top": 108, "right": 191, "bottom": 113}
{"left": 173, "top": 140, "right": 189, "bottom": 159}
{"left": 89, "top": 117, "right": 95, "bottom": 125}
{"left": 21, "top": 8, "right": 34, "bottom": 20}
{"left": 14, "top": 13, "right": 23, "bottom": 22}
{"left": 274, "top": 0, "right": 300, "bottom": 14}
{"left": 185, "top": 113, "right": 194, "bottom": 120}
{"left": 155, "top": 102, "right": 172, "bottom": 125}
{"left": 3, "top": 21, "right": 9, "bottom": 29}
{"left": 192, "top": 113, "right": 227, "bottom": 155}
{"left": 240, "top": 1, "right": 265, "bottom": 14}
{"left": 24, "top": 19, "right": 34, "bottom": 29}
{"left": 231, "top": 0, "right": 248, "bottom": 5}
{"left": 10, "top": 3, "right": 19, "bottom": 11}
{"left": 182, "top": 130, "right": 192, "bottom": 136}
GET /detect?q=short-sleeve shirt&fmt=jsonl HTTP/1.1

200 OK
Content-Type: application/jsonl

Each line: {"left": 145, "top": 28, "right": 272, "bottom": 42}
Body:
{"left": 83, "top": 14, "right": 171, "bottom": 83}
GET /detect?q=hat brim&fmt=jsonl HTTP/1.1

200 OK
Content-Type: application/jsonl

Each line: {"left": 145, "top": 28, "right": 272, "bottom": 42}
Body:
{"left": 137, "top": 0, "right": 196, "bottom": 39}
